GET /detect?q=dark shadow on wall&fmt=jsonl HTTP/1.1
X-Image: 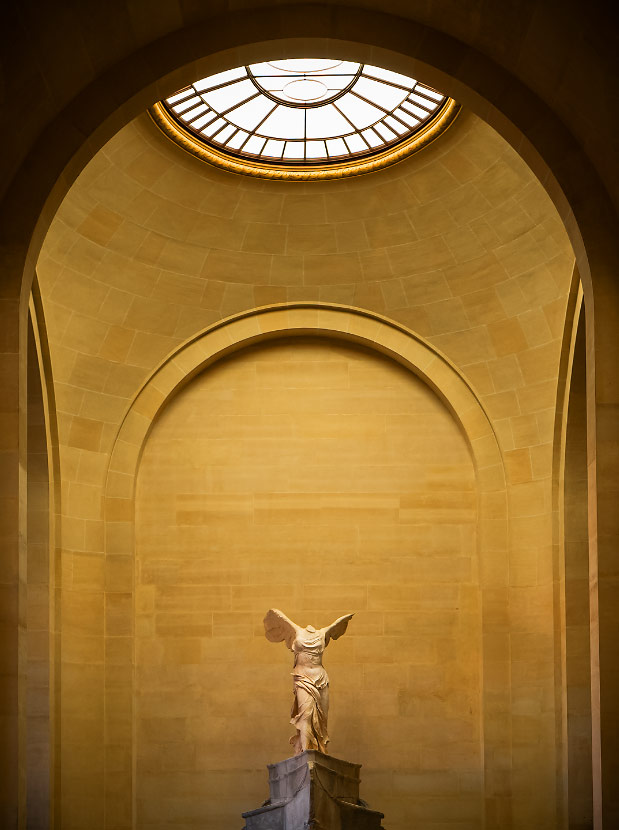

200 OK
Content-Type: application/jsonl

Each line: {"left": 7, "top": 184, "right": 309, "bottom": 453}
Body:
{"left": 564, "top": 303, "right": 593, "bottom": 830}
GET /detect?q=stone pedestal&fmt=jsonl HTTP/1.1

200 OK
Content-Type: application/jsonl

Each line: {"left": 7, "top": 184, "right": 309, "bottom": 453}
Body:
{"left": 242, "top": 751, "right": 384, "bottom": 830}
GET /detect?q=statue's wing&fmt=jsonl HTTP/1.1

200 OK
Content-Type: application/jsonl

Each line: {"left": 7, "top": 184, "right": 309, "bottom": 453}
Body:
{"left": 263, "top": 608, "right": 299, "bottom": 649}
{"left": 324, "top": 613, "right": 354, "bottom": 646}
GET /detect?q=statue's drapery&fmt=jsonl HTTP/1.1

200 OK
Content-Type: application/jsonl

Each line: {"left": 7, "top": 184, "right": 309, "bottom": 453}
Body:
{"left": 289, "top": 628, "right": 330, "bottom": 753}
{"left": 264, "top": 609, "right": 353, "bottom": 754}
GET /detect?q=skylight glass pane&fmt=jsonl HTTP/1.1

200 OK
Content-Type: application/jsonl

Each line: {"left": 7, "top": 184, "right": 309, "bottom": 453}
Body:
{"left": 322, "top": 75, "right": 356, "bottom": 94}
{"left": 326, "top": 138, "right": 347, "bottom": 157}
{"left": 258, "top": 59, "right": 359, "bottom": 75}
{"left": 226, "top": 130, "right": 249, "bottom": 150}
{"left": 201, "top": 79, "right": 256, "bottom": 112}
{"left": 181, "top": 102, "right": 208, "bottom": 123}
{"left": 344, "top": 133, "right": 367, "bottom": 153}
{"left": 283, "top": 142, "right": 305, "bottom": 159}
{"left": 255, "top": 76, "right": 287, "bottom": 94}
{"left": 244, "top": 135, "right": 267, "bottom": 155}
{"left": 306, "top": 141, "right": 327, "bottom": 159}
{"left": 252, "top": 73, "right": 328, "bottom": 101}
{"left": 173, "top": 96, "right": 201, "bottom": 115}
{"left": 284, "top": 59, "right": 337, "bottom": 72}
{"left": 214, "top": 124, "right": 236, "bottom": 143}
{"left": 418, "top": 85, "right": 443, "bottom": 101}
{"left": 306, "top": 104, "right": 350, "bottom": 139}
{"left": 193, "top": 66, "right": 247, "bottom": 92}
{"left": 355, "top": 77, "right": 406, "bottom": 110}
{"left": 201, "top": 118, "right": 226, "bottom": 137}
{"left": 363, "top": 64, "right": 416, "bottom": 88}
{"left": 167, "top": 89, "right": 194, "bottom": 105}
{"left": 402, "top": 100, "right": 431, "bottom": 120}
{"left": 361, "top": 128, "right": 383, "bottom": 148}
{"left": 227, "top": 96, "right": 275, "bottom": 130}
{"left": 410, "top": 93, "right": 436, "bottom": 111}
{"left": 374, "top": 122, "right": 397, "bottom": 142}
{"left": 250, "top": 61, "right": 289, "bottom": 77}
{"left": 192, "top": 111, "right": 216, "bottom": 130}
{"left": 336, "top": 94, "right": 382, "bottom": 129}
{"left": 334, "top": 61, "right": 360, "bottom": 76}
{"left": 263, "top": 139, "right": 285, "bottom": 158}
{"left": 277, "top": 78, "right": 330, "bottom": 104}
{"left": 384, "top": 115, "right": 407, "bottom": 135}
{"left": 259, "top": 105, "right": 305, "bottom": 139}
{"left": 393, "top": 107, "right": 419, "bottom": 128}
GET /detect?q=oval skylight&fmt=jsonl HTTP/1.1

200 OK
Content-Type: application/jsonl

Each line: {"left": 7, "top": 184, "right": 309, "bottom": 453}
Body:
{"left": 153, "top": 59, "right": 458, "bottom": 179}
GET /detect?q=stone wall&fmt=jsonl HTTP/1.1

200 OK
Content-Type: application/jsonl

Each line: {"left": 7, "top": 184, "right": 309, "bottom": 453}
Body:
{"left": 135, "top": 336, "right": 480, "bottom": 830}
{"left": 32, "top": 102, "right": 574, "bottom": 829}
{"left": 2, "top": 3, "right": 619, "bottom": 828}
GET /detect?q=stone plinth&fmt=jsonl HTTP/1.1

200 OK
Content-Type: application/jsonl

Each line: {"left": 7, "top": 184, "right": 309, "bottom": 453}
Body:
{"left": 242, "top": 751, "right": 384, "bottom": 830}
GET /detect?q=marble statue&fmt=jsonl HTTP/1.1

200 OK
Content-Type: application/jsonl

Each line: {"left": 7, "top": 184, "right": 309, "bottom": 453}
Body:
{"left": 264, "top": 608, "right": 354, "bottom": 755}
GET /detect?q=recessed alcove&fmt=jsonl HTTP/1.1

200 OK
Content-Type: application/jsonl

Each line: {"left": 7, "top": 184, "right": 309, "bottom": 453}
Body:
{"left": 134, "top": 336, "right": 480, "bottom": 829}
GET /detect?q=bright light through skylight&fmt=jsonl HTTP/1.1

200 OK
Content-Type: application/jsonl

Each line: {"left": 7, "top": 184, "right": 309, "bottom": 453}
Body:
{"left": 162, "top": 59, "right": 448, "bottom": 166}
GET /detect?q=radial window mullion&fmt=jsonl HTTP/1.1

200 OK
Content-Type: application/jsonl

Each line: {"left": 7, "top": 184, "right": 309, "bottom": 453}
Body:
{"left": 225, "top": 130, "right": 249, "bottom": 151}
{"left": 347, "top": 133, "right": 371, "bottom": 151}
{"left": 181, "top": 103, "right": 209, "bottom": 124}
{"left": 387, "top": 110, "right": 414, "bottom": 132}
{"left": 211, "top": 122, "right": 236, "bottom": 143}
{"left": 210, "top": 121, "right": 230, "bottom": 140}
{"left": 350, "top": 90, "right": 391, "bottom": 117}
{"left": 413, "top": 88, "right": 439, "bottom": 104}
{"left": 172, "top": 95, "right": 202, "bottom": 115}
{"left": 361, "top": 70, "right": 412, "bottom": 94}
{"left": 409, "top": 98, "right": 434, "bottom": 114}
{"left": 221, "top": 126, "right": 241, "bottom": 146}
{"left": 194, "top": 74, "right": 249, "bottom": 96}
{"left": 218, "top": 92, "right": 261, "bottom": 118}
{"left": 238, "top": 130, "right": 255, "bottom": 152}
{"left": 252, "top": 102, "right": 279, "bottom": 136}
{"left": 167, "top": 88, "right": 194, "bottom": 105}
{"left": 407, "top": 93, "right": 434, "bottom": 114}
{"left": 332, "top": 101, "right": 360, "bottom": 135}
{"left": 415, "top": 85, "right": 443, "bottom": 102}
{"left": 236, "top": 102, "right": 277, "bottom": 151}
{"left": 401, "top": 100, "right": 433, "bottom": 120}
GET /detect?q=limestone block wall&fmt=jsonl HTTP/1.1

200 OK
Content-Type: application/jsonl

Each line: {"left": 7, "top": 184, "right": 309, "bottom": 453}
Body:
{"left": 0, "top": 5, "right": 616, "bottom": 828}
{"left": 36, "top": 109, "right": 573, "bottom": 455}
{"left": 134, "top": 336, "right": 480, "bottom": 830}
{"left": 31, "top": 102, "right": 576, "bottom": 829}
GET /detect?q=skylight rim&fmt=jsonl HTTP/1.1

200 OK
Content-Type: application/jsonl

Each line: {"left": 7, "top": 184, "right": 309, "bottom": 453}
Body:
{"left": 153, "top": 58, "right": 460, "bottom": 180}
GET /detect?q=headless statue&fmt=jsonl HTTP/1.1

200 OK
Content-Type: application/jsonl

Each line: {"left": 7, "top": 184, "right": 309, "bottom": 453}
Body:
{"left": 264, "top": 608, "right": 354, "bottom": 755}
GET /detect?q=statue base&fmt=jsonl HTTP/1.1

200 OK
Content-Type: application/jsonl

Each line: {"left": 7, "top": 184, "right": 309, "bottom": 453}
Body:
{"left": 242, "top": 750, "right": 384, "bottom": 830}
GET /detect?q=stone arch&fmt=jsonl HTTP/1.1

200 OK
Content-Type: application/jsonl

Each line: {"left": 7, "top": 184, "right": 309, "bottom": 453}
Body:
{"left": 22, "top": 284, "right": 61, "bottom": 830}
{"left": 2, "top": 8, "right": 616, "bottom": 826}
{"left": 106, "top": 304, "right": 504, "bottom": 494}
{"left": 560, "top": 293, "right": 593, "bottom": 827}
{"left": 102, "top": 303, "right": 508, "bottom": 825}
{"left": 2, "top": 8, "right": 614, "bottom": 313}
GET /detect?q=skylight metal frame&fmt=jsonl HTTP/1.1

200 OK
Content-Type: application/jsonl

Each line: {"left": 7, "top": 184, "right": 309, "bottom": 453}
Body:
{"left": 247, "top": 63, "right": 364, "bottom": 109}
{"left": 151, "top": 60, "right": 460, "bottom": 180}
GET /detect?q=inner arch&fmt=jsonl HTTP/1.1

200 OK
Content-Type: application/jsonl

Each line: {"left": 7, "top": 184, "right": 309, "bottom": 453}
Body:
{"left": 134, "top": 335, "right": 480, "bottom": 830}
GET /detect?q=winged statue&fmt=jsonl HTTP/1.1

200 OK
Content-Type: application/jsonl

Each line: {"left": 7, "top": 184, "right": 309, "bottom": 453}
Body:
{"left": 264, "top": 608, "right": 354, "bottom": 755}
